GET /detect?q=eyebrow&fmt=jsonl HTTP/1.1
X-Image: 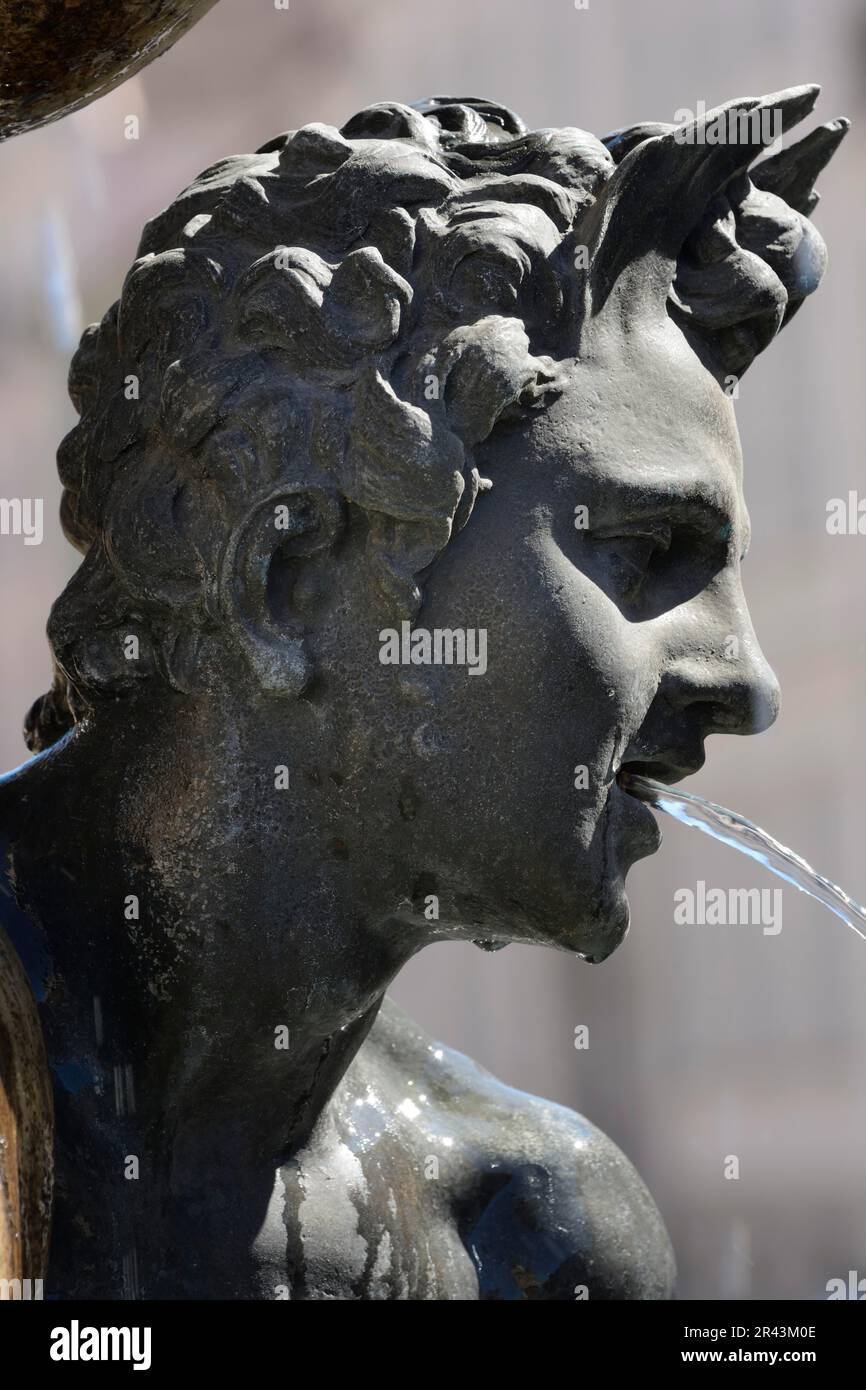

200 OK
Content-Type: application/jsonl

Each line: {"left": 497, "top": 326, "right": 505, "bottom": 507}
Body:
{"left": 588, "top": 474, "right": 740, "bottom": 531}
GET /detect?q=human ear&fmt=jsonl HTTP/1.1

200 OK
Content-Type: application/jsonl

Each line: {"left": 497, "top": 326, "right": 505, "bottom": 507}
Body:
{"left": 221, "top": 486, "right": 344, "bottom": 695}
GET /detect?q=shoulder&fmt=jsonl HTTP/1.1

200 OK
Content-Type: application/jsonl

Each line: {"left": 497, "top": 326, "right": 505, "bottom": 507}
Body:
{"left": 467, "top": 1083, "right": 676, "bottom": 1300}
{"left": 353, "top": 998, "right": 675, "bottom": 1301}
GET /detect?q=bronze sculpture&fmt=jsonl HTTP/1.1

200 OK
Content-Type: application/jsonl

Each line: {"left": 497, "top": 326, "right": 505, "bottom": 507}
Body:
{"left": 0, "top": 89, "right": 846, "bottom": 1298}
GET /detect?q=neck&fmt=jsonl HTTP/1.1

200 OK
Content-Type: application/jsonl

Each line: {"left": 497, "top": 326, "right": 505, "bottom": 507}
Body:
{"left": 0, "top": 698, "right": 421, "bottom": 1296}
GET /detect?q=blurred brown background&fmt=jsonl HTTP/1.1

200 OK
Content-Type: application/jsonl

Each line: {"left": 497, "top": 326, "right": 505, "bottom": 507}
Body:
{"left": 1, "top": 0, "right": 864, "bottom": 1299}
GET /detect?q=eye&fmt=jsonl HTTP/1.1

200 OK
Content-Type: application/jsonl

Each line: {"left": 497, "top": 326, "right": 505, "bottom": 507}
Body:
{"left": 592, "top": 522, "right": 672, "bottom": 600}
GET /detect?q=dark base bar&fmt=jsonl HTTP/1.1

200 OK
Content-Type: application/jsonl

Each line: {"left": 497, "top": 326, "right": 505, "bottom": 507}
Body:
{"left": 0, "top": 1297, "right": 861, "bottom": 1375}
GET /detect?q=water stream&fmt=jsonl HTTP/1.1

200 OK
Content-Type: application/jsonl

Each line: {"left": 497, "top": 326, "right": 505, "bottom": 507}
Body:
{"left": 618, "top": 771, "right": 866, "bottom": 942}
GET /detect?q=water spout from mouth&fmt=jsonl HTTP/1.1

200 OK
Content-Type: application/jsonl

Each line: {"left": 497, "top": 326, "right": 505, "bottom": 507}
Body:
{"left": 618, "top": 770, "right": 866, "bottom": 942}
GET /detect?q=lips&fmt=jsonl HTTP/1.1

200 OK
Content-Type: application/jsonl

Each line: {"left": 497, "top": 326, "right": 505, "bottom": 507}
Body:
{"left": 611, "top": 772, "right": 662, "bottom": 860}
{"left": 610, "top": 748, "right": 704, "bottom": 861}
{"left": 616, "top": 749, "right": 705, "bottom": 785}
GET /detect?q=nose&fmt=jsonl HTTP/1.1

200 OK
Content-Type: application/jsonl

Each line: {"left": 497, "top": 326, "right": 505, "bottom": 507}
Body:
{"left": 661, "top": 614, "right": 781, "bottom": 740}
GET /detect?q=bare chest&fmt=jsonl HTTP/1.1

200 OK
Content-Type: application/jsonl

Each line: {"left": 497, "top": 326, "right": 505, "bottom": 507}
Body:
{"left": 251, "top": 1131, "right": 479, "bottom": 1300}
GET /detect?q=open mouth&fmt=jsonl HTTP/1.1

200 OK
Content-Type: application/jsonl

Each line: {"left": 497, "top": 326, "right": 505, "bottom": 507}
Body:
{"left": 610, "top": 771, "right": 662, "bottom": 860}
{"left": 611, "top": 752, "right": 704, "bottom": 861}
{"left": 616, "top": 753, "right": 705, "bottom": 787}
{"left": 617, "top": 767, "right": 656, "bottom": 801}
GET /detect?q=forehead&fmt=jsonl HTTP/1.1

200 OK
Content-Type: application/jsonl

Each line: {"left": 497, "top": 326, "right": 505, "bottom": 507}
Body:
{"left": 524, "top": 332, "right": 746, "bottom": 518}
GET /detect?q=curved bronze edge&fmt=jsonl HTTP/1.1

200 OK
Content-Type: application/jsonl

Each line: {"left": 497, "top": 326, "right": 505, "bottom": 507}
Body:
{"left": 0, "top": 0, "right": 221, "bottom": 141}
{"left": 0, "top": 925, "right": 53, "bottom": 1294}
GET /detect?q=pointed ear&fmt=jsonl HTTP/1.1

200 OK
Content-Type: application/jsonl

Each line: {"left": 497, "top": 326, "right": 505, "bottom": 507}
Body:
{"left": 221, "top": 486, "right": 344, "bottom": 695}
{"left": 580, "top": 86, "right": 821, "bottom": 344}
{"left": 751, "top": 117, "right": 850, "bottom": 216}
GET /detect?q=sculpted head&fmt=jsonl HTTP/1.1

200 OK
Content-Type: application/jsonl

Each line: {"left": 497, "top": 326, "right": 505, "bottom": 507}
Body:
{"left": 25, "top": 90, "right": 846, "bottom": 965}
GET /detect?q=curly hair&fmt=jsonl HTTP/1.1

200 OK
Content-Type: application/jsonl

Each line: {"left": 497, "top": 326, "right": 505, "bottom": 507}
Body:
{"left": 25, "top": 90, "right": 847, "bottom": 751}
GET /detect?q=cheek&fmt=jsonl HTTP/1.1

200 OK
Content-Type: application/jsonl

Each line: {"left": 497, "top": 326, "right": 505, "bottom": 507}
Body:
{"left": 405, "top": 519, "right": 655, "bottom": 836}
{"left": 531, "top": 537, "right": 649, "bottom": 753}
{"left": 428, "top": 543, "right": 648, "bottom": 837}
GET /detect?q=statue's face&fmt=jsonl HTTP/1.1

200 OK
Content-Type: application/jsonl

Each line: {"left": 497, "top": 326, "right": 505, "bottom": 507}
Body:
{"left": 354, "top": 324, "right": 780, "bottom": 961}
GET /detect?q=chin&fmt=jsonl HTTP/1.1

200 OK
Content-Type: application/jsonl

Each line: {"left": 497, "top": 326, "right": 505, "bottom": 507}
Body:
{"left": 542, "top": 871, "right": 632, "bottom": 961}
